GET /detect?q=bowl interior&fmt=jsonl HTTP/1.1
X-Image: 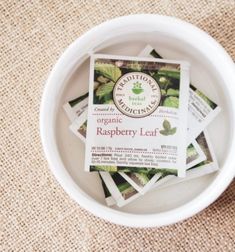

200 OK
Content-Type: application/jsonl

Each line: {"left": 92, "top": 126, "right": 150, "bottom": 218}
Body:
{"left": 56, "top": 32, "right": 230, "bottom": 214}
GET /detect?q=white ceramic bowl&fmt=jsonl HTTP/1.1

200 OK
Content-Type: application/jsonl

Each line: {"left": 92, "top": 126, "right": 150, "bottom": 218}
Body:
{"left": 40, "top": 14, "right": 235, "bottom": 227}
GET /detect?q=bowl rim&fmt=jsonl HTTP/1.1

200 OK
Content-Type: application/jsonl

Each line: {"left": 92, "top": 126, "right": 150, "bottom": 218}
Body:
{"left": 40, "top": 14, "right": 235, "bottom": 228}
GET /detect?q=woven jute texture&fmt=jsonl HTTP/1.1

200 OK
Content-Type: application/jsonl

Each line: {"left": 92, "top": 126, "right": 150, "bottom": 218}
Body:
{"left": 1, "top": 0, "right": 235, "bottom": 251}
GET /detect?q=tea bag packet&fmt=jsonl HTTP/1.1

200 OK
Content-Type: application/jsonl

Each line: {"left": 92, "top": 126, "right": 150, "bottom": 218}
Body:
{"left": 152, "top": 130, "right": 219, "bottom": 190}
{"left": 69, "top": 92, "right": 206, "bottom": 175}
{"left": 99, "top": 173, "right": 116, "bottom": 206}
{"left": 185, "top": 140, "right": 206, "bottom": 168}
{"left": 187, "top": 86, "right": 221, "bottom": 140}
{"left": 63, "top": 93, "right": 89, "bottom": 122}
{"left": 139, "top": 45, "right": 221, "bottom": 142}
{"left": 69, "top": 108, "right": 88, "bottom": 142}
{"left": 99, "top": 172, "right": 140, "bottom": 207}
{"left": 66, "top": 53, "right": 204, "bottom": 195}
{"left": 85, "top": 54, "right": 190, "bottom": 177}
{"left": 66, "top": 52, "right": 204, "bottom": 194}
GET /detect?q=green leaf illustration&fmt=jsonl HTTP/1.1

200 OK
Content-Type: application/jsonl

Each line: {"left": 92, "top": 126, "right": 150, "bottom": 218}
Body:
{"left": 168, "top": 127, "right": 177, "bottom": 135}
{"left": 79, "top": 121, "right": 87, "bottom": 131}
{"left": 103, "top": 99, "right": 114, "bottom": 104}
{"left": 160, "top": 120, "right": 177, "bottom": 136}
{"left": 160, "top": 169, "right": 178, "bottom": 177}
{"left": 117, "top": 182, "right": 132, "bottom": 193}
{"left": 95, "top": 62, "right": 122, "bottom": 82}
{"left": 132, "top": 173, "right": 150, "bottom": 186}
{"left": 158, "top": 69, "right": 180, "bottom": 79}
{"left": 94, "top": 166, "right": 117, "bottom": 172}
{"left": 96, "top": 82, "right": 115, "bottom": 99}
{"left": 129, "top": 61, "right": 142, "bottom": 71}
{"left": 120, "top": 184, "right": 136, "bottom": 199}
{"left": 94, "top": 81, "right": 100, "bottom": 88}
{"left": 163, "top": 96, "right": 179, "bottom": 108}
{"left": 186, "top": 144, "right": 196, "bottom": 157}
{"left": 163, "top": 119, "right": 171, "bottom": 131}
{"left": 161, "top": 89, "right": 166, "bottom": 96}
{"left": 159, "top": 129, "right": 168, "bottom": 135}
{"left": 97, "top": 75, "right": 109, "bottom": 84}
{"left": 186, "top": 144, "right": 199, "bottom": 164}
{"left": 166, "top": 88, "right": 179, "bottom": 97}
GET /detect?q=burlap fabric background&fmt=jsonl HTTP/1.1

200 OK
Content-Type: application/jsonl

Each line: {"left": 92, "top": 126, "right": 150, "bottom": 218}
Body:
{"left": 1, "top": 0, "right": 235, "bottom": 251}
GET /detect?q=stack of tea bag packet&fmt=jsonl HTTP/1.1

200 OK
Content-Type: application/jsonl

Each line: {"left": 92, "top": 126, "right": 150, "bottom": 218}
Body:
{"left": 63, "top": 45, "right": 220, "bottom": 207}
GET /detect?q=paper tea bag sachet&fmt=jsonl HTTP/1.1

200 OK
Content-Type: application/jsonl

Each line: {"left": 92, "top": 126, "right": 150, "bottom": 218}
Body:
{"left": 64, "top": 49, "right": 205, "bottom": 193}
{"left": 99, "top": 172, "right": 140, "bottom": 207}
{"left": 70, "top": 108, "right": 206, "bottom": 194}
{"left": 85, "top": 54, "right": 190, "bottom": 177}
{"left": 139, "top": 45, "right": 221, "bottom": 142}
{"left": 63, "top": 92, "right": 88, "bottom": 122}
{"left": 99, "top": 173, "right": 116, "bottom": 206}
